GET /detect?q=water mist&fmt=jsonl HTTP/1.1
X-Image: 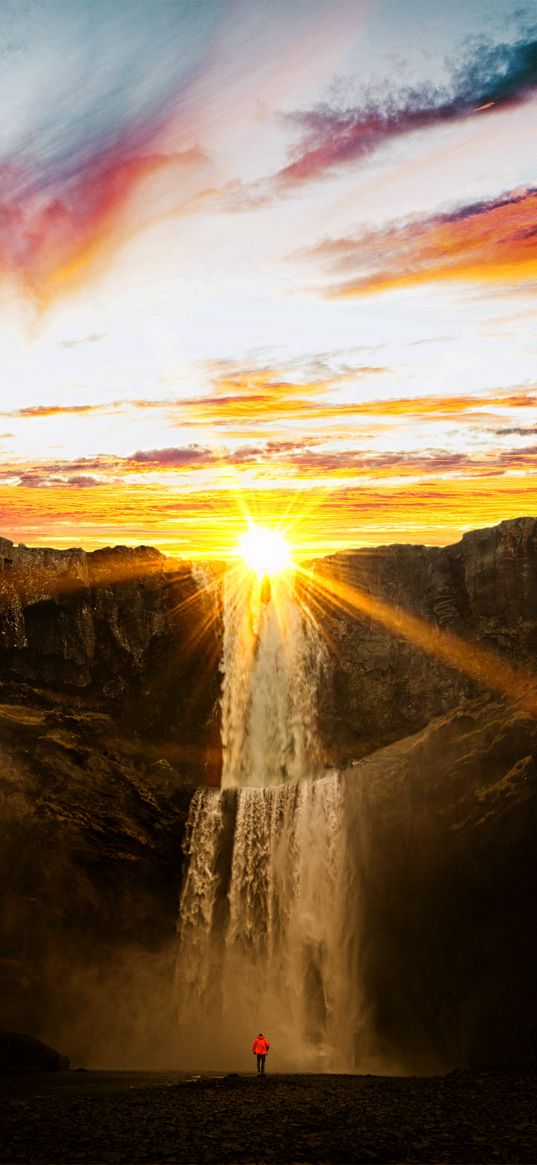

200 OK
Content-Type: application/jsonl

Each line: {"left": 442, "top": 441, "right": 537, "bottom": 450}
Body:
{"left": 175, "top": 565, "right": 361, "bottom": 1071}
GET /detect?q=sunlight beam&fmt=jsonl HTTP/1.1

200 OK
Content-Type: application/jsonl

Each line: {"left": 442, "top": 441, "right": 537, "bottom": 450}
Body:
{"left": 299, "top": 565, "right": 537, "bottom": 718}
{"left": 237, "top": 524, "right": 292, "bottom": 578}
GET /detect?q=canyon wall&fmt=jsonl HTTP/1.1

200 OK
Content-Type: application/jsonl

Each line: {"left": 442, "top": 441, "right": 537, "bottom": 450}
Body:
{"left": 313, "top": 516, "right": 537, "bottom": 762}
{"left": 0, "top": 539, "right": 222, "bottom": 782}
{"left": 1, "top": 517, "right": 537, "bottom": 1069}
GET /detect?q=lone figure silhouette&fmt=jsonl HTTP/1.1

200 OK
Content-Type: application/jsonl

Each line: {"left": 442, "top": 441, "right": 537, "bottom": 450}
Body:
{"left": 252, "top": 1032, "right": 270, "bottom": 1075}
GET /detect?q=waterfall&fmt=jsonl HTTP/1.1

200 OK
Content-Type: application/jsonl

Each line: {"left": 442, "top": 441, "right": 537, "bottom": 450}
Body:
{"left": 220, "top": 568, "right": 323, "bottom": 788}
{"left": 175, "top": 565, "right": 360, "bottom": 1071}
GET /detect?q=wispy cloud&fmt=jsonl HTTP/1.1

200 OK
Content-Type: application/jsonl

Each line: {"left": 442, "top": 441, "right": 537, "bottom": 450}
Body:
{"left": 131, "top": 446, "right": 218, "bottom": 469}
{"left": 0, "top": 4, "right": 222, "bottom": 299}
{"left": 1, "top": 399, "right": 175, "bottom": 420}
{"left": 58, "top": 333, "right": 105, "bottom": 348}
{"left": 274, "top": 36, "right": 537, "bottom": 189}
{"left": 17, "top": 472, "right": 101, "bottom": 489}
{"left": 8, "top": 404, "right": 101, "bottom": 419}
{"left": 5, "top": 378, "right": 536, "bottom": 437}
{"left": 5, "top": 431, "right": 537, "bottom": 489}
{"left": 301, "top": 188, "right": 537, "bottom": 296}
{"left": 0, "top": 143, "right": 209, "bottom": 301}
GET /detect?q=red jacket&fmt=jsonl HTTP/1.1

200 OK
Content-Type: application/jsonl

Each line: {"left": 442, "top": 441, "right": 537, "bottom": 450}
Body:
{"left": 252, "top": 1036, "right": 270, "bottom": 1055}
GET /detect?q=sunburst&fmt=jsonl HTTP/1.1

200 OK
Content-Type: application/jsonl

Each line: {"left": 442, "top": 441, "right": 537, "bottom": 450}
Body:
{"left": 237, "top": 523, "right": 293, "bottom": 578}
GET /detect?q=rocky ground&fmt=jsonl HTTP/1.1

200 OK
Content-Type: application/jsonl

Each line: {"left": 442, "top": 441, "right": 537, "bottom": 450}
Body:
{"left": 2, "top": 1068, "right": 537, "bottom": 1164}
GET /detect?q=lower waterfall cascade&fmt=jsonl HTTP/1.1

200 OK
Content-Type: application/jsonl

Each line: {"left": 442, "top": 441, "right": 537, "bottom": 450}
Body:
{"left": 175, "top": 566, "right": 362, "bottom": 1071}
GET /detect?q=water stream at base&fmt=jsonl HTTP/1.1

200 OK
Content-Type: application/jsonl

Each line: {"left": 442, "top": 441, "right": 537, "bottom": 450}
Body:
{"left": 175, "top": 568, "right": 360, "bottom": 1071}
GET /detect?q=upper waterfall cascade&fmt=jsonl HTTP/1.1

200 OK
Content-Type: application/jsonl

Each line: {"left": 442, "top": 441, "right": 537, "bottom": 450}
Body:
{"left": 220, "top": 570, "right": 324, "bottom": 788}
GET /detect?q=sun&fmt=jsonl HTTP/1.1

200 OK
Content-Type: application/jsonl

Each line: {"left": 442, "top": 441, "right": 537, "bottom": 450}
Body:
{"left": 237, "top": 525, "right": 292, "bottom": 577}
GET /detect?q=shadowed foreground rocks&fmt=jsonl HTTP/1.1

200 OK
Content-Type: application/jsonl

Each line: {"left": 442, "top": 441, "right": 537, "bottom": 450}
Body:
{"left": 2, "top": 1068, "right": 537, "bottom": 1164}
{"left": 0, "top": 1031, "right": 69, "bottom": 1072}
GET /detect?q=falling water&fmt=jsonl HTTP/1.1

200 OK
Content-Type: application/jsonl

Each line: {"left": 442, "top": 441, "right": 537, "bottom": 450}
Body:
{"left": 175, "top": 566, "right": 361, "bottom": 1071}
{"left": 220, "top": 570, "right": 323, "bottom": 788}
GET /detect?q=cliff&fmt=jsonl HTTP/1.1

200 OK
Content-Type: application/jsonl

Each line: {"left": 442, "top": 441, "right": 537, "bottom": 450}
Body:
{"left": 348, "top": 696, "right": 537, "bottom": 1070}
{"left": 0, "top": 697, "right": 193, "bottom": 1059}
{"left": 2, "top": 518, "right": 537, "bottom": 772}
{"left": 0, "top": 540, "right": 222, "bottom": 783}
{"left": 313, "top": 516, "right": 537, "bottom": 762}
{"left": 1, "top": 517, "right": 537, "bottom": 1070}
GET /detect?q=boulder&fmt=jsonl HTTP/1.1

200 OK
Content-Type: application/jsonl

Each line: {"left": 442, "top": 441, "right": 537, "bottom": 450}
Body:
{"left": 0, "top": 1030, "right": 69, "bottom": 1072}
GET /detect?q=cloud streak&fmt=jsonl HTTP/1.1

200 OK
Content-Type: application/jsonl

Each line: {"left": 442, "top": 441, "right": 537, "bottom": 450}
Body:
{"left": 275, "top": 36, "right": 537, "bottom": 188}
{"left": 4, "top": 380, "right": 537, "bottom": 439}
{"left": 0, "top": 143, "right": 208, "bottom": 301}
{"left": 5, "top": 433, "right": 537, "bottom": 490}
{"left": 0, "top": 1, "right": 223, "bottom": 299}
{"left": 303, "top": 188, "right": 537, "bottom": 296}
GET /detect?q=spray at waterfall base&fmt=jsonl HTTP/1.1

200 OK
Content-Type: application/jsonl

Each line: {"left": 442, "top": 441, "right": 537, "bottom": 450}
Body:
{"left": 175, "top": 566, "right": 363, "bottom": 1072}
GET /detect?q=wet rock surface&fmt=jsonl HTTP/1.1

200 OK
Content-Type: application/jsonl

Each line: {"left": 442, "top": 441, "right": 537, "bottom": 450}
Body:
{"left": 1, "top": 1068, "right": 537, "bottom": 1163}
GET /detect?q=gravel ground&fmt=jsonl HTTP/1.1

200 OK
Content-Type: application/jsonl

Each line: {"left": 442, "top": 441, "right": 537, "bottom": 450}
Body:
{"left": 1, "top": 1067, "right": 537, "bottom": 1164}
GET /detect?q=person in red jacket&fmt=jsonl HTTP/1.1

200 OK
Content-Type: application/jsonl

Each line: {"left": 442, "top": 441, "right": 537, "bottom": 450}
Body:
{"left": 252, "top": 1032, "right": 270, "bottom": 1075}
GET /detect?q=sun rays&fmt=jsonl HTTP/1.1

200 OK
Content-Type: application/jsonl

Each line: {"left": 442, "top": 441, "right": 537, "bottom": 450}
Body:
{"left": 236, "top": 524, "right": 293, "bottom": 578}
{"left": 295, "top": 562, "right": 537, "bottom": 721}
{"left": 7, "top": 509, "right": 536, "bottom": 778}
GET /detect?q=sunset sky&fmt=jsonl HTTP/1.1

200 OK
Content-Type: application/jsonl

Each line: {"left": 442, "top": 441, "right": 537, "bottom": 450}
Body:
{"left": 0, "top": 0, "right": 536, "bottom": 558}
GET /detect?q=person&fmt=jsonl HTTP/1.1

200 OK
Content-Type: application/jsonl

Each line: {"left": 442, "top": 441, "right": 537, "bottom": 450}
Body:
{"left": 252, "top": 1032, "right": 270, "bottom": 1075}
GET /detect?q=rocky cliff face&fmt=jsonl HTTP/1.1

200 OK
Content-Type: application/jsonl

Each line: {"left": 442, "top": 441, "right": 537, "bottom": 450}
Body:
{"left": 1, "top": 518, "right": 537, "bottom": 1070}
{"left": 313, "top": 517, "right": 537, "bottom": 763}
{"left": 2, "top": 518, "right": 537, "bottom": 772}
{"left": 0, "top": 540, "right": 222, "bottom": 783}
{"left": 348, "top": 696, "right": 537, "bottom": 1071}
{"left": 0, "top": 696, "right": 193, "bottom": 1063}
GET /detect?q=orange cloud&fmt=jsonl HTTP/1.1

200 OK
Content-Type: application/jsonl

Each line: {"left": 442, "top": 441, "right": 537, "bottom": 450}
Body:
{"left": 10, "top": 404, "right": 99, "bottom": 419}
{"left": 170, "top": 376, "right": 537, "bottom": 434}
{"left": 3, "top": 431, "right": 537, "bottom": 493}
{"left": 5, "top": 380, "right": 537, "bottom": 440}
{"left": 1, "top": 399, "right": 175, "bottom": 420}
{"left": 304, "top": 188, "right": 537, "bottom": 296}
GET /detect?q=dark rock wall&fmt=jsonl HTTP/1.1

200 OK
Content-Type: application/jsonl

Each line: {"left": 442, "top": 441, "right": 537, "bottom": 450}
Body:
{"left": 2, "top": 518, "right": 537, "bottom": 773}
{"left": 348, "top": 698, "right": 537, "bottom": 1071}
{"left": 0, "top": 1030, "right": 70, "bottom": 1072}
{"left": 0, "top": 698, "right": 194, "bottom": 1065}
{"left": 314, "top": 517, "right": 537, "bottom": 763}
{"left": 0, "top": 541, "right": 222, "bottom": 783}
{"left": 0, "top": 540, "right": 223, "bottom": 1063}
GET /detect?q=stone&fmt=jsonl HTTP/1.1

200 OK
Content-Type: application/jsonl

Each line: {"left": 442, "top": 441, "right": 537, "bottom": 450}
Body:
{"left": 0, "top": 1030, "right": 69, "bottom": 1072}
